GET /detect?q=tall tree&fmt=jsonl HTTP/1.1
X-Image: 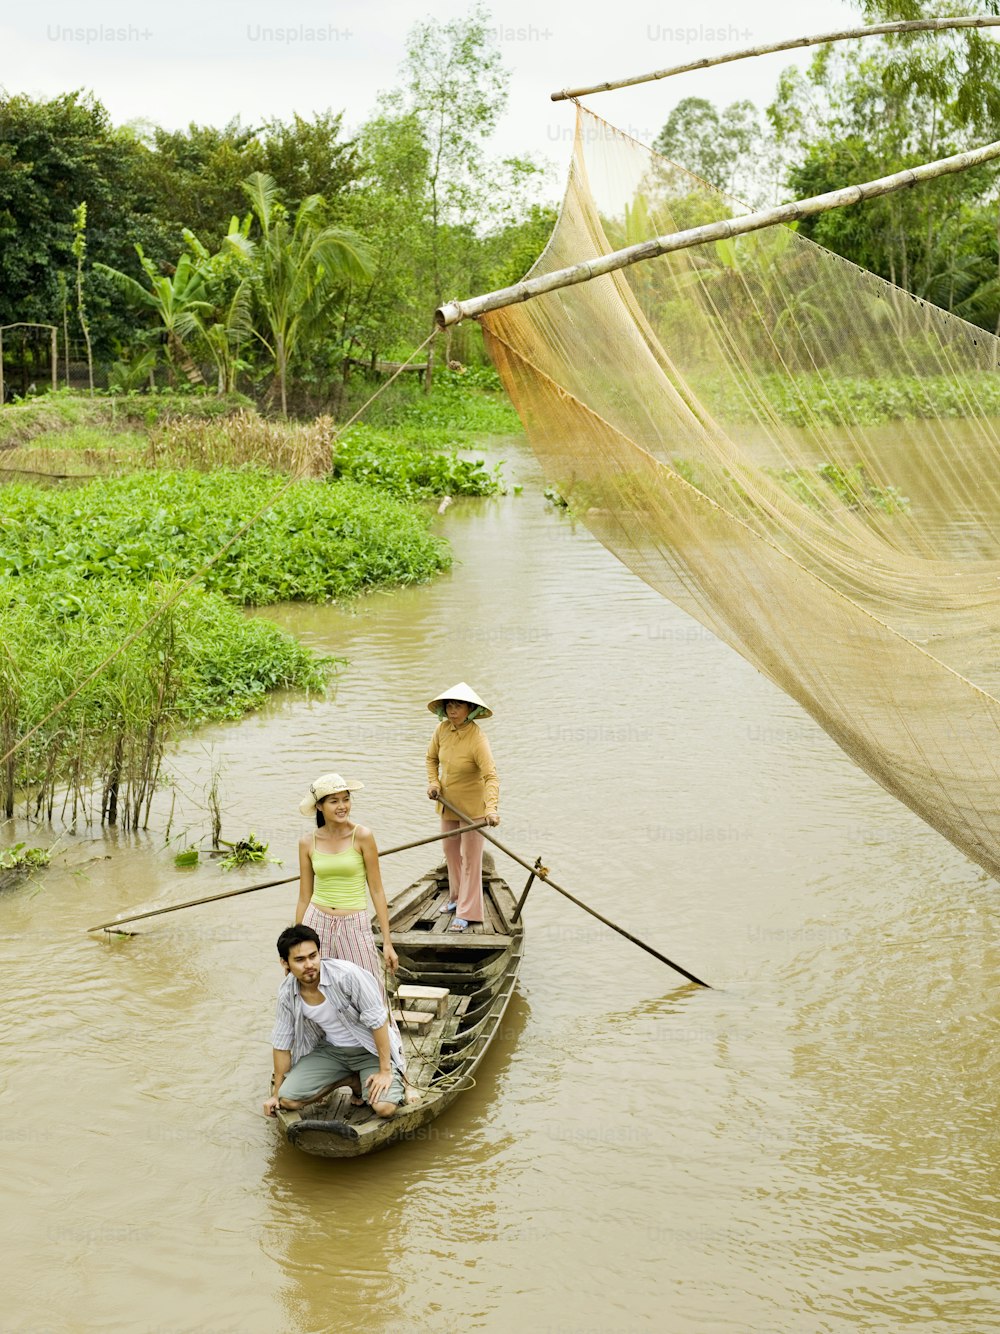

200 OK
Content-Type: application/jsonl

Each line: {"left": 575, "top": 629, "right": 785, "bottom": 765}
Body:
{"left": 768, "top": 10, "right": 1000, "bottom": 328}
{"left": 0, "top": 91, "right": 152, "bottom": 356}
{"left": 377, "top": 1, "right": 543, "bottom": 352}
{"left": 338, "top": 111, "right": 431, "bottom": 367}
{"left": 136, "top": 113, "right": 360, "bottom": 251}
{"left": 654, "top": 97, "right": 768, "bottom": 203}
{"left": 239, "top": 172, "right": 372, "bottom": 415}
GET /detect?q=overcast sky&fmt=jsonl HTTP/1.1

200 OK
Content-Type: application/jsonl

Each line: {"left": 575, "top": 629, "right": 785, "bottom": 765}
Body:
{"left": 4, "top": 0, "right": 862, "bottom": 179}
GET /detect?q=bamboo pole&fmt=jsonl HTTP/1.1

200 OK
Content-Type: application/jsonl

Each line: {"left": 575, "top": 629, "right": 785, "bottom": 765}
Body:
{"left": 86, "top": 821, "right": 487, "bottom": 933}
{"left": 437, "top": 797, "right": 711, "bottom": 987}
{"left": 550, "top": 16, "right": 1000, "bottom": 101}
{"left": 435, "top": 138, "right": 1000, "bottom": 328}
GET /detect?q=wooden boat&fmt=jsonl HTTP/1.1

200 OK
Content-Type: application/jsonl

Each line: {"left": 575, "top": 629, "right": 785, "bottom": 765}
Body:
{"left": 274, "top": 853, "right": 524, "bottom": 1157}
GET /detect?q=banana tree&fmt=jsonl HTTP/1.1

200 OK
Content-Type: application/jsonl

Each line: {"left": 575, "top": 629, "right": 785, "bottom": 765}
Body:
{"left": 183, "top": 222, "right": 254, "bottom": 394}
{"left": 95, "top": 245, "right": 212, "bottom": 385}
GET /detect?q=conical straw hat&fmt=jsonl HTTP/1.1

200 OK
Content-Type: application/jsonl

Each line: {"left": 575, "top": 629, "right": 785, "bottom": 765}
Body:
{"left": 427, "top": 681, "right": 493, "bottom": 719}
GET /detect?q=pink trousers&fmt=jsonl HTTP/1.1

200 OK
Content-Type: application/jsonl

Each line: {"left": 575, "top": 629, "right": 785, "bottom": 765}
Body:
{"left": 441, "top": 819, "right": 485, "bottom": 922}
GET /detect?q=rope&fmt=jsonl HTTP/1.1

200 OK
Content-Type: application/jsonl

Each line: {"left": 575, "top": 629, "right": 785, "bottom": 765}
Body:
{"left": 0, "top": 329, "right": 438, "bottom": 773}
{"left": 384, "top": 956, "right": 486, "bottom": 1093}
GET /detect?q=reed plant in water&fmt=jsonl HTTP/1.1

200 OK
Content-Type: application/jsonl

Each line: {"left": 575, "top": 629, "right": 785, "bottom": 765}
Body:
{"left": 0, "top": 577, "right": 327, "bottom": 827}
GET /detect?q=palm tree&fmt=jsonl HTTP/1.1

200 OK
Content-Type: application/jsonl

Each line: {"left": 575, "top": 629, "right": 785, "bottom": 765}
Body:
{"left": 240, "top": 172, "right": 372, "bottom": 415}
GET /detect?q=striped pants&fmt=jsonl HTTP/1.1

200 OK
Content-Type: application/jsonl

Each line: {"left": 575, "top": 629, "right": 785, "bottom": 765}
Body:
{"left": 301, "top": 904, "right": 400, "bottom": 1040}
{"left": 302, "top": 904, "right": 383, "bottom": 977}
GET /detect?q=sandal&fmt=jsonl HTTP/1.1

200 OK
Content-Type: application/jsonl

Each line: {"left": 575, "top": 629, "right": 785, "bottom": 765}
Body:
{"left": 449, "top": 918, "right": 470, "bottom": 932}
{"left": 438, "top": 900, "right": 458, "bottom": 914}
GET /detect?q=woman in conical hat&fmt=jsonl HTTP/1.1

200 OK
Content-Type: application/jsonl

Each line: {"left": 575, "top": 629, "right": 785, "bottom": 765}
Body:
{"left": 295, "top": 772, "right": 399, "bottom": 979}
{"left": 425, "top": 682, "right": 500, "bottom": 933}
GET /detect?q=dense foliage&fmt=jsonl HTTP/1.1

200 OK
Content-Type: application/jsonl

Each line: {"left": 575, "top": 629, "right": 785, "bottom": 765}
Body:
{"left": 0, "top": 470, "right": 449, "bottom": 604}
{"left": 331, "top": 425, "right": 504, "bottom": 498}
{"left": 0, "top": 5, "right": 546, "bottom": 406}
{"left": 653, "top": 4, "right": 1000, "bottom": 334}
{"left": 0, "top": 575, "right": 326, "bottom": 823}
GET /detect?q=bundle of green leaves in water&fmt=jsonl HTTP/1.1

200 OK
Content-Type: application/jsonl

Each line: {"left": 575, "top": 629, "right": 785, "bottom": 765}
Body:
{"left": 218, "top": 833, "right": 277, "bottom": 871}
{"left": 0, "top": 843, "right": 51, "bottom": 889}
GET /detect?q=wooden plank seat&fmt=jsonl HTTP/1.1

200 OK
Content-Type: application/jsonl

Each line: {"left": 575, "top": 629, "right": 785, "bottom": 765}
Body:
{"left": 390, "top": 930, "right": 512, "bottom": 950}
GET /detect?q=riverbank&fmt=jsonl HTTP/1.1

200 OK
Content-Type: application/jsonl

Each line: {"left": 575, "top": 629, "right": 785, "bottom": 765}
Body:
{"left": 0, "top": 372, "right": 517, "bottom": 827}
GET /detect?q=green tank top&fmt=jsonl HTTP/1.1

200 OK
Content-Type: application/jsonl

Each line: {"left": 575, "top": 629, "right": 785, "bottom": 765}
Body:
{"left": 311, "top": 828, "right": 367, "bottom": 910}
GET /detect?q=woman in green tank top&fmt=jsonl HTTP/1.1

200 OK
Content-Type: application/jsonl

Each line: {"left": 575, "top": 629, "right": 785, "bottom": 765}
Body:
{"left": 295, "top": 772, "right": 399, "bottom": 980}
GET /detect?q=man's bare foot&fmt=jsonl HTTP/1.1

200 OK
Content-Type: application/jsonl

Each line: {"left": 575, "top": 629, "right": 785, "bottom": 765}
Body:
{"left": 348, "top": 1075, "right": 364, "bottom": 1106}
{"left": 405, "top": 1084, "right": 423, "bottom": 1105}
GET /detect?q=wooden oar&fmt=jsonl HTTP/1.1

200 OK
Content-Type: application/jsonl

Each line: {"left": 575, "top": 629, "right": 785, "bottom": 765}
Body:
{"left": 438, "top": 796, "right": 712, "bottom": 988}
{"left": 86, "top": 821, "right": 487, "bottom": 934}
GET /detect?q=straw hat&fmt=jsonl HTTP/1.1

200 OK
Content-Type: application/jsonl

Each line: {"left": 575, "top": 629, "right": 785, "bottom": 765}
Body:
{"left": 298, "top": 772, "right": 364, "bottom": 817}
{"left": 427, "top": 681, "right": 493, "bottom": 720}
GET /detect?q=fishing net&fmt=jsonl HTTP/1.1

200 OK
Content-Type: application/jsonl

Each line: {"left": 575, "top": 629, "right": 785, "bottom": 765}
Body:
{"left": 482, "top": 105, "right": 1000, "bottom": 879}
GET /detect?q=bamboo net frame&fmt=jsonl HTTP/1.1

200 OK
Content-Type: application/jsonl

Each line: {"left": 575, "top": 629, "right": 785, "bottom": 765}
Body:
{"left": 472, "top": 105, "right": 1000, "bottom": 881}
{"left": 435, "top": 137, "right": 1000, "bottom": 328}
{"left": 550, "top": 15, "right": 1000, "bottom": 101}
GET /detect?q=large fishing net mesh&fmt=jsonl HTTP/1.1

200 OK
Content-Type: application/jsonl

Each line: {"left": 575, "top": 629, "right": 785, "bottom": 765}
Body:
{"left": 482, "top": 105, "right": 1000, "bottom": 879}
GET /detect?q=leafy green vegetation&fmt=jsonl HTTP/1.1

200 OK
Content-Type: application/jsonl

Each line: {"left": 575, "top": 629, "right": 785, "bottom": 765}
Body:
{"left": 336, "top": 366, "right": 520, "bottom": 442}
{"left": 0, "top": 469, "right": 449, "bottom": 604}
{"left": 696, "top": 372, "right": 1000, "bottom": 428}
{"left": 332, "top": 424, "right": 504, "bottom": 498}
{"left": 218, "top": 833, "right": 275, "bottom": 871}
{"left": 0, "top": 842, "right": 52, "bottom": 892}
{"left": 0, "top": 843, "right": 51, "bottom": 875}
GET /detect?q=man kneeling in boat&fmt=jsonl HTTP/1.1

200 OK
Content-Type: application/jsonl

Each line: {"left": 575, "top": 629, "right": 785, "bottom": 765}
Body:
{"left": 263, "top": 924, "right": 406, "bottom": 1120}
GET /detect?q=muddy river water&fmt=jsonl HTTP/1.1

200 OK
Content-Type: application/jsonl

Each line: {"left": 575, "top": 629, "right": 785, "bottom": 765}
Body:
{"left": 1, "top": 433, "right": 998, "bottom": 1333}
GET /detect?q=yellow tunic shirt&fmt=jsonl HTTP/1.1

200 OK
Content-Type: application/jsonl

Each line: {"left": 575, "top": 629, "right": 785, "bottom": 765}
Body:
{"left": 425, "top": 720, "right": 499, "bottom": 820}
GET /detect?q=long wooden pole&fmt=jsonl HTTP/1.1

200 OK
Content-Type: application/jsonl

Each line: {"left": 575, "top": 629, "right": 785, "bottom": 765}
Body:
{"left": 436, "top": 137, "right": 1000, "bottom": 328}
{"left": 86, "top": 821, "right": 487, "bottom": 933}
{"left": 550, "top": 16, "right": 1000, "bottom": 101}
{"left": 438, "top": 797, "right": 711, "bottom": 987}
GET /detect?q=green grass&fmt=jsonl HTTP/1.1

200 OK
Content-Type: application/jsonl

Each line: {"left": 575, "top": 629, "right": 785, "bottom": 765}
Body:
{"left": 0, "top": 389, "right": 254, "bottom": 448}
{"left": 337, "top": 367, "right": 521, "bottom": 442}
